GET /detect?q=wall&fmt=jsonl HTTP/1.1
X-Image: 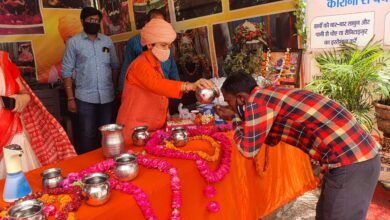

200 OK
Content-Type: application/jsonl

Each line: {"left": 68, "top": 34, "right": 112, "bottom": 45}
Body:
{"left": 0, "top": 0, "right": 297, "bottom": 84}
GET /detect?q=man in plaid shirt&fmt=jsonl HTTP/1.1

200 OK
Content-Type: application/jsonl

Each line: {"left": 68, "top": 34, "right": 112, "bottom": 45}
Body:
{"left": 215, "top": 72, "right": 380, "bottom": 220}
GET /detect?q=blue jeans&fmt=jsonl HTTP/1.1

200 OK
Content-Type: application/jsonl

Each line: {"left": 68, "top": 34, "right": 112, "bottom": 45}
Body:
{"left": 316, "top": 155, "right": 380, "bottom": 220}
{"left": 76, "top": 99, "right": 114, "bottom": 154}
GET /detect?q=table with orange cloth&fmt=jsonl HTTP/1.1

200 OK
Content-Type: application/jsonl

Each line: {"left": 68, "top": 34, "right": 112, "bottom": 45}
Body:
{"left": 0, "top": 131, "right": 319, "bottom": 219}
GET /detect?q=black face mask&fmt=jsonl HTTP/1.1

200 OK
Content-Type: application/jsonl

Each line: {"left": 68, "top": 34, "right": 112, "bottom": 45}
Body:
{"left": 236, "top": 98, "right": 245, "bottom": 120}
{"left": 83, "top": 22, "right": 100, "bottom": 35}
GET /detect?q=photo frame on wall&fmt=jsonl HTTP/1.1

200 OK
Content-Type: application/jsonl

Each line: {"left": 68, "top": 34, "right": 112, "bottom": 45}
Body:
{"left": 229, "top": 0, "right": 282, "bottom": 11}
{"left": 0, "top": 41, "right": 38, "bottom": 85}
{"left": 42, "top": 0, "right": 92, "bottom": 9}
{"left": 132, "top": 0, "right": 170, "bottom": 30}
{"left": 174, "top": 26, "right": 213, "bottom": 81}
{"left": 99, "top": 0, "right": 132, "bottom": 35}
{"left": 174, "top": 0, "right": 222, "bottom": 21}
{"left": 213, "top": 11, "right": 298, "bottom": 77}
{"left": 261, "top": 49, "right": 303, "bottom": 88}
{"left": 0, "top": 0, "right": 44, "bottom": 35}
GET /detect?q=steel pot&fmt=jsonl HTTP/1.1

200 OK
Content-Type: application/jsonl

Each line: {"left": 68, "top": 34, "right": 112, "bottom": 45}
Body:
{"left": 132, "top": 126, "right": 150, "bottom": 146}
{"left": 196, "top": 88, "right": 218, "bottom": 104}
{"left": 7, "top": 200, "right": 46, "bottom": 220}
{"left": 171, "top": 126, "right": 188, "bottom": 147}
{"left": 82, "top": 173, "right": 111, "bottom": 206}
{"left": 99, "top": 124, "right": 125, "bottom": 158}
{"left": 114, "top": 153, "right": 139, "bottom": 181}
{"left": 40, "top": 168, "right": 63, "bottom": 189}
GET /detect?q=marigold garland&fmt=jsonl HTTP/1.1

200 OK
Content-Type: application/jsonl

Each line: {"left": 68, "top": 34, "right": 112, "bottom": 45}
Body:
{"left": 0, "top": 186, "right": 82, "bottom": 220}
{"left": 165, "top": 135, "right": 221, "bottom": 162}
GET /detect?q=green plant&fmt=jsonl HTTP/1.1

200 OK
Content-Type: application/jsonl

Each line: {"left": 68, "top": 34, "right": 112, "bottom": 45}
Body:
{"left": 293, "top": 0, "right": 307, "bottom": 48}
{"left": 223, "top": 47, "right": 263, "bottom": 76}
{"left": 377, "top": 57, "right": 390, "bottom": 105}
{"left": 305, "top": 39, "right": 390, "bottom": 132}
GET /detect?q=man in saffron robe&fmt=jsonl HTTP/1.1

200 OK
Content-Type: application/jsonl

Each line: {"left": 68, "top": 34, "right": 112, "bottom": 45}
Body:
{"left": 117, "top": 19, "right": 214, "bottom": 145}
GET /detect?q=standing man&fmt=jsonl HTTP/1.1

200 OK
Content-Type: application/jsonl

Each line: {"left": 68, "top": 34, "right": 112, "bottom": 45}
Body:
{"left": 215, "top": 72, "right": 380, "bottom": 220}
{"left": 62, "top": 7, "right": 119, "bottom": 154}
{"left": 117, "top": 9, "right": 179, "bottom": 93}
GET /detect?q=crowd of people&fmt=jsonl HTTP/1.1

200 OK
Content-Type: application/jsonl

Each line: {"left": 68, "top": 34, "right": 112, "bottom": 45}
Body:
{"left": 0, "top": 6, "right": 381, "bottom": 220}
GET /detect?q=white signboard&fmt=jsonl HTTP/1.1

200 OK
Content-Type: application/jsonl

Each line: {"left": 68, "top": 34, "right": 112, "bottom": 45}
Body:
{"left": 310, "top": 12, "right": 374, "bottom": 49}
{"left": 385, "top": 12, "right": 390, "bottom": 45}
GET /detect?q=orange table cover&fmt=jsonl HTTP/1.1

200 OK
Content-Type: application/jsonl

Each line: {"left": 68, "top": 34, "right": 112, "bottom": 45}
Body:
{"left": 0, "top": 131, "right": 319, "bottom": 219}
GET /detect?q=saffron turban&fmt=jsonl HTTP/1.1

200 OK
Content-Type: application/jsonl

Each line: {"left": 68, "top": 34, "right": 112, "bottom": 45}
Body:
{"left": 140, "top": 19, "right": 177, "bottom": 46}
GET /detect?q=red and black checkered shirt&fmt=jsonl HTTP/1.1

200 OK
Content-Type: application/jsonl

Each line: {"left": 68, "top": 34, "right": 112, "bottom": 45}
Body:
{"left": 233, "top": 86, "right": 379, "bottom": 169}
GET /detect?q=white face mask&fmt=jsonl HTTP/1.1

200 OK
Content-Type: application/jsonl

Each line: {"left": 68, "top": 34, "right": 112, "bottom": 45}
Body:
{"left": 151, "top": 46, "right": 170, "bottom": 62}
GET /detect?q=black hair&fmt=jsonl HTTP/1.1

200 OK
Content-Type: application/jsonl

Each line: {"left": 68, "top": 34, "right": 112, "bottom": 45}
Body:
{"left": 221, "top": 71, "right": 258, "bottom": 95}
{"left": 146, "top": 9, "right": 165, "bottom": 22}
{"left": 80, "top": 7, "right": 102, "bottom": 21}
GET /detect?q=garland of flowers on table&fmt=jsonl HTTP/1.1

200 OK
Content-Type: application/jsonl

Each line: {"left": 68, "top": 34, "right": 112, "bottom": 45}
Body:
{"left": 165, "top": 135, "right": 221, "bottom": 162}
{"left": 0, "top": 155, "right": 182, "bottom": 220}
{"left": 62, "top": 155, "right": 182, "bottom": 220}
{"left": 145, "top": 128, "right": 232, "bottom": 213}
{"left": 0, "top": 185, "right": 83, "bottom": 220}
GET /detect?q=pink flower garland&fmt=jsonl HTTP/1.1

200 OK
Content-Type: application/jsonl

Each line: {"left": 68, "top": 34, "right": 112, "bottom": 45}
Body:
{"left": 146, "top": 128, "right": 232, "bottom": 184}
{"left": 61, "top": 155, "right": 182, "bottom": 220}
{"left": 145, "top": 128, "right": 232, "bottom": 213}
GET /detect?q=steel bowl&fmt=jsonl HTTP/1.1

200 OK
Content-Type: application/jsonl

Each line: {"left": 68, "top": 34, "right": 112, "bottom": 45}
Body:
{"left": 196, "top": 88, "right": 218, "bottom": 104}
{"left": 132, "top": 126, "right": 150, "bottom": 146}
{"left": 171, "top": 126, "right": 188, "bottom": 147}
{"left": 40, "top": 168, "right": 63, "bottom": 189}
{"left": 82, "top": 173, "right": 111, "bottom": 206}
{"left": 7, "top": 200, "right": 46, "bottom": 220}
{"left": 114, "top": 153, "right": 139, "bottom": 181}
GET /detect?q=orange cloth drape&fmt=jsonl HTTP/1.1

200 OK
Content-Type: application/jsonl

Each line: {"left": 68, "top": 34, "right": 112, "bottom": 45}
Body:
{"left": 0, "top": 131, "right": 318, "bottom": 219}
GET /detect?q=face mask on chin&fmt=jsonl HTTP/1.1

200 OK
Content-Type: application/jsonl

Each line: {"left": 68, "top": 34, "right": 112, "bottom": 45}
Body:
{"left": 151, "top": 46, "right": 170, "bottom": 62}
{"left": 83, "top": 22, "right": 100, "bottom": 35}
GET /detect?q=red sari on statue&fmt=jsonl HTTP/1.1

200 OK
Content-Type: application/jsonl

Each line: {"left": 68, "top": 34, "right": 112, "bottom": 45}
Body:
{"left": 0, "top": 51, "right": 76, "bottom": 178}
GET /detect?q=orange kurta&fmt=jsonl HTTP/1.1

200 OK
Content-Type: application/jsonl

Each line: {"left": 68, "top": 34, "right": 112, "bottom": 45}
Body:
{"left": 117, "top": 51, "right": 183, "bottom": 145}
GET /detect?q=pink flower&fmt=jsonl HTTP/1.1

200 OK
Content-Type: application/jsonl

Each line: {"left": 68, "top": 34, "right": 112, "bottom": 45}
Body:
{"left": 207, "top": 201, "right": 221, "bottom": 213}
{"left": 43, "top": 204, "right": 56, "bottom": 216}
{"left": 203, "top": 185, "right": 217, "bottom": 198}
